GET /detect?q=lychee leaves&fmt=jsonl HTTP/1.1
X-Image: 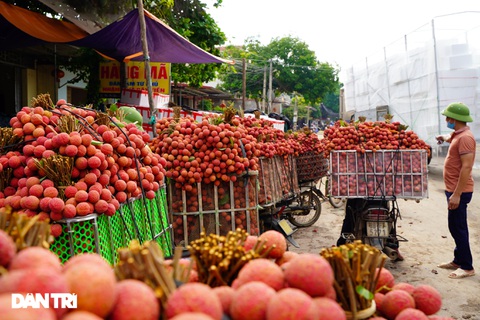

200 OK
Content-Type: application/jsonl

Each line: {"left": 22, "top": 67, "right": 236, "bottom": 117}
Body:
{"left": 356, "top": 285, "right": 374, "bottom": 300}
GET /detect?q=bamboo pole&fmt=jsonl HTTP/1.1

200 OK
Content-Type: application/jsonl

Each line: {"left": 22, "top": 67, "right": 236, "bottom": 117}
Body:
{"left": 137, "top": 0, "right": 157, "bottom": 137}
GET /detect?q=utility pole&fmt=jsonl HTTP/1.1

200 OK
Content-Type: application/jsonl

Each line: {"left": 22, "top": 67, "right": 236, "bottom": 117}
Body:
{"left": 242, "top": 58, "right": 246, "bottom": 114}
{"left": 306, "top": 106, "right": 312, "bottom": 129}
{"left": 268, "top": 59, "right": 273, "bottom": 114}
{"left": 262, "top": 64, "right": 267, "bottom": 113}
{"left": 293, "top": 92, "right": 298, "bottom": 130}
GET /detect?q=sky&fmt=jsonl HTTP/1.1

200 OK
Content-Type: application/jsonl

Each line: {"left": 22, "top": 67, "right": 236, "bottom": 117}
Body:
{"left": 204, "top": 0, "right": 478, "bottom": 79}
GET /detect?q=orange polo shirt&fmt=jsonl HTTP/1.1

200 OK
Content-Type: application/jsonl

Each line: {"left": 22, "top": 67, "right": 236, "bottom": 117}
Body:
{"left": 443, "top": 126, "right": 476, "bottom": 193}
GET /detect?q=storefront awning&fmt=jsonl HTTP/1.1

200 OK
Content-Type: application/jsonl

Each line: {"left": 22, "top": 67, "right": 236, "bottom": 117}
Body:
{"left": 0, "top": 1, "right": 89, "bottom": 50}
{"left": 1, "top": 2, "right": 232, "bottom": 65}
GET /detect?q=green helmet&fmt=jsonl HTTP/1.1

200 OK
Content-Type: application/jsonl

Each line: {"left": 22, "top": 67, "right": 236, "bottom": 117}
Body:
{"left": 441, "top": 102, "right": 473, "bottom": 122}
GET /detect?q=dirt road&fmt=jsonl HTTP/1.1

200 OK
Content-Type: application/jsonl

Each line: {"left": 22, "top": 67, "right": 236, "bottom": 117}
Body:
{"left": 290, "top": 154, "right": 480, "bottom": 319}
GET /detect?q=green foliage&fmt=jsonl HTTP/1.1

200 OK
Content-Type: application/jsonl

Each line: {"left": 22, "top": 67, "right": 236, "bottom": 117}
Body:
{"left": 2, "top": 0, "right": 57, "bottom": 15}
{"left": 150, "top": 0, "right": 227, "bottom": 87}
{"left": 59, "top": 48, "right": 104, "bottom": 105}
{"left": 197, "top": 99, "right": 213, "bottom": 111}
{"left": 218, "top": 36, "right": 340, "bottom": 107}
{"left": 356, "top": 285, "right": 374, "bottom": 300}
{"left": 322, "top": 83, "right": 342, "bottom": 113}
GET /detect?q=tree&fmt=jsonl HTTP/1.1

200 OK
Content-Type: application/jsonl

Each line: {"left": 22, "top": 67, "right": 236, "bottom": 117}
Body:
{"left": 217, "top": 39, "right": 268, "bottom": 107}
{"left": 264, "top": 37, "right": 339, "bottom": 106}
{"left": 322, "top": 83, "right": 342, "bottom": 114}
{"left": 217, "top": 36, "right": 340, "bottom": 108}
{"left": 158, "top": 0, "right": 227, "bottom": 87}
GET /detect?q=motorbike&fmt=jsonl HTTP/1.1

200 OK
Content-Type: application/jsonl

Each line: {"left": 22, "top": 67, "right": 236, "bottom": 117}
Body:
{"left": 337, "top": 197, "right": 406, "bottom": 261}
{"left": 259, "top": 186, "right": 322, "bottom": 248}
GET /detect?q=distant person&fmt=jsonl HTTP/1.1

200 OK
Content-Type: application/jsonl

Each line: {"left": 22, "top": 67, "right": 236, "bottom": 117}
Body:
{"left": 436, "top": 102, "right": 476, "bottom": 279}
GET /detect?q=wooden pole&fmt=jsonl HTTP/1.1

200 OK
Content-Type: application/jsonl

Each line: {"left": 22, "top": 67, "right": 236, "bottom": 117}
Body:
{"left": 262, "top": 65, "right": 267, "bottom": 113}
{"left": 242, "top": 58, "right": 246, "bottom": 114}
{"left": 137, "top": 0, "right": 157, "bottom": 136}
{"left": 268, "top": 59, "right": 273, "bottom": 114}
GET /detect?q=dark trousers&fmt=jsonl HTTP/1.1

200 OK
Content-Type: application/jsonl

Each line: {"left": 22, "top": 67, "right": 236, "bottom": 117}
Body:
{"left": 445, "top": 191, "right": 473, "bottom": 270}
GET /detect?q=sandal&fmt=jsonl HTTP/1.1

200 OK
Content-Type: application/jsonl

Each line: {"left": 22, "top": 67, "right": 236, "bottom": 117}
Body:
{"left": 437, "top": 261, "right": 459, "bottom": 270}
{"left": 448, "top": 268, "right": 475, "bottom": 279}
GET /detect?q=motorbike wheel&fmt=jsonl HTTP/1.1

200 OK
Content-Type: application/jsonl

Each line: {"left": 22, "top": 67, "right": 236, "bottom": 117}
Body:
{"left": 328, "top": 196, "right": 344, "bottom": 208}
{"left": 288, "top": 190, "right": 322, "bottom": 227}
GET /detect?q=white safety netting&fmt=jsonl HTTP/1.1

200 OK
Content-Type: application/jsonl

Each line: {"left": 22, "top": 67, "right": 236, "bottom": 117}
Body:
{"left": 343, "top": 12, "right": 480, "bottom": 147}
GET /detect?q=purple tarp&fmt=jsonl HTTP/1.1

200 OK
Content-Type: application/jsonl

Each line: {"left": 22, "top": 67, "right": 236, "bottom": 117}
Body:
{"left": 69, "top": 9, "right": 232, "bottom": 64}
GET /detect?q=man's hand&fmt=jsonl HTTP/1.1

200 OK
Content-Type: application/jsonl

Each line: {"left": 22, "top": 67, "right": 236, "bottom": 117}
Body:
{"left": 448, "top": 193, "right": 460, "bottom": 210}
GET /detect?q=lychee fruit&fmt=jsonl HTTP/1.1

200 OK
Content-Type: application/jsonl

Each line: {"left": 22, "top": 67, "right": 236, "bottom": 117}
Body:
{"left": 232, "top": 258, "right": 284, "bottom": 291}
{"left": 49, "top": 197, "right": 65, "bottom": 213}
{"left": 61, "top": 310, "right": 103, "bottom": 320}
{"left": 258, "top": 230, "right": 287, "bottom": 259}
{"left": 51, "top": 224, "right": 63, "bottom": 237}
{"left": 168, "top": 313, "right": 215, "bottom": 320}
{"left": 76, "top": 202, "right": 92, "bottom": 216}
{"left": 380, "top": 289, "right": 415, "bottom": 319}
{"left": 165, "top": 282, "right": 222, "bottom": 320}
{"left": 94, "top": 200, "right": 109, "bottom": 214}
{"left": 63, "top": 259, "right": 117, "bottom": 317}
{"left": 109, "top": 279, "right": 160, "bottom": 320}
{"left": 0, "top": 268, "right": 69, "bottom": 318}
{"left": 0, "top": 229, "right": 16, "bottom": 267}
{"left": 212, "top": 286, "right": 234, "bottom": 316}
{"left": 75, "top": 190, "right": 89, "bottom": 202}
{"left": 0, "top": 292, "right": 56, "bottom": 320}
{"left": 230, "top": 281, "right": 275, "bottom": 320}
{"left": 313, "top": 297, "right": 347, "bottom": 320}
{"left": 43, "top": 186, "right": 59, "bottom": 198}
{"left": 28, "top": 184, "right": 44, "bottom": 197}
{"left": 275, "top": 251, "right": 299, "bottom": 266}
{"left": 412, "top": 284, "right": 442, "bottom": 315}
{"left": 63, "top": 204, "right": 77, "bottom": 218}
{"left": 283, "top": 253, "right": 334, "bottom": 297}
{"left": 375, "top": 267, "right": 395, "bottom": 293}
{"left": 395, "top": 308, "right": 429, "bottom": 320}
{"left": 266, "top": 288, "right": 318, "bottom": 320}
{"left": 64, "top": 185, "right": 78, "bottom": 199}
{"left": 8, "top": 246, "right": 62, "bottom": 272}
{"left": 21, "top": 195, "right": 40, "bottom": 210}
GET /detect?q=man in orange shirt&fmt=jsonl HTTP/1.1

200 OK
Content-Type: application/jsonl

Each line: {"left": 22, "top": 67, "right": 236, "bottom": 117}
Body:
{"left": 436, "top": 102, "right": 476, "bottom": 279}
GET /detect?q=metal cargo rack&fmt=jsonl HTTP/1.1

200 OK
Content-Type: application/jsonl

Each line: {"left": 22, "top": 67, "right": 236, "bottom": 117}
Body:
{"left": 295, "top": 152, "right": 329, "bottom": 184}
{"left": 168, "top": 171, "right": 259, "bottom": 248}
{"left": 329, "top": 149, "right": 429, "bottom": 199}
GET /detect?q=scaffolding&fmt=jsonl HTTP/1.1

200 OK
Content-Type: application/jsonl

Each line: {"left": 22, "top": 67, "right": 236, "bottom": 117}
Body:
{"left": 343, "top": 12, "right": 480, "bottom": 147}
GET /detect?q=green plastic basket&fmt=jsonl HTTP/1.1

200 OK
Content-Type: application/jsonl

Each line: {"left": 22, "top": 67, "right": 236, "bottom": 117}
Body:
{"left": 50, "top": 187, "right": 172, "bottom": 265}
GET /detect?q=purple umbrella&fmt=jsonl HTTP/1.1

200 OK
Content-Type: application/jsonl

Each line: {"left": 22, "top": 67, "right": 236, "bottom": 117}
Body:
{"left": 70, "top": 9, "right": 232, "bottom": 64}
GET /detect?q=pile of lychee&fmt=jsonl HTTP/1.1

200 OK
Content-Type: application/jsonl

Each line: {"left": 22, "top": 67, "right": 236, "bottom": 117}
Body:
{"left": 0, "top": 228, "right": 453, "bottom": 320}
{"left": 372, "top": 267, "right": 451, "bottom": 320}
{"left": 0, "top": 101, "right": 166, "bottom": 237}
{"left": 0, "top": 229, "right": 160, "bottom": 320}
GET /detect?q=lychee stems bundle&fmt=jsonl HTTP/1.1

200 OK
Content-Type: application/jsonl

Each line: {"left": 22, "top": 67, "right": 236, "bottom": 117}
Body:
{"left": 0, "top": 128, "right": 23, "bottom": 154}
{"left": 30, "top": 93, "right": 54, "bottom": 109}
{"left": 0, "top": 167, "right": 12, "bottom": 192}
{"left": 224, "top": 105, "right": 237, "bottom": 124}
{"left": 56, "top": 114, "right": 81, "bottom": 133}
{"left": 0, "top": 207, "right": 52, "bottom": 250}
{"left": 114, "top": 240, "right": 188, "bottom": 310}
{"left": 187, "top": 228, "right": 271, "bottom": 287}
{"left": 34, "top": 155, "right": 73, "bottom": 188}
{"left": 320, "top": 241, "right": 386, "bottom": 315}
